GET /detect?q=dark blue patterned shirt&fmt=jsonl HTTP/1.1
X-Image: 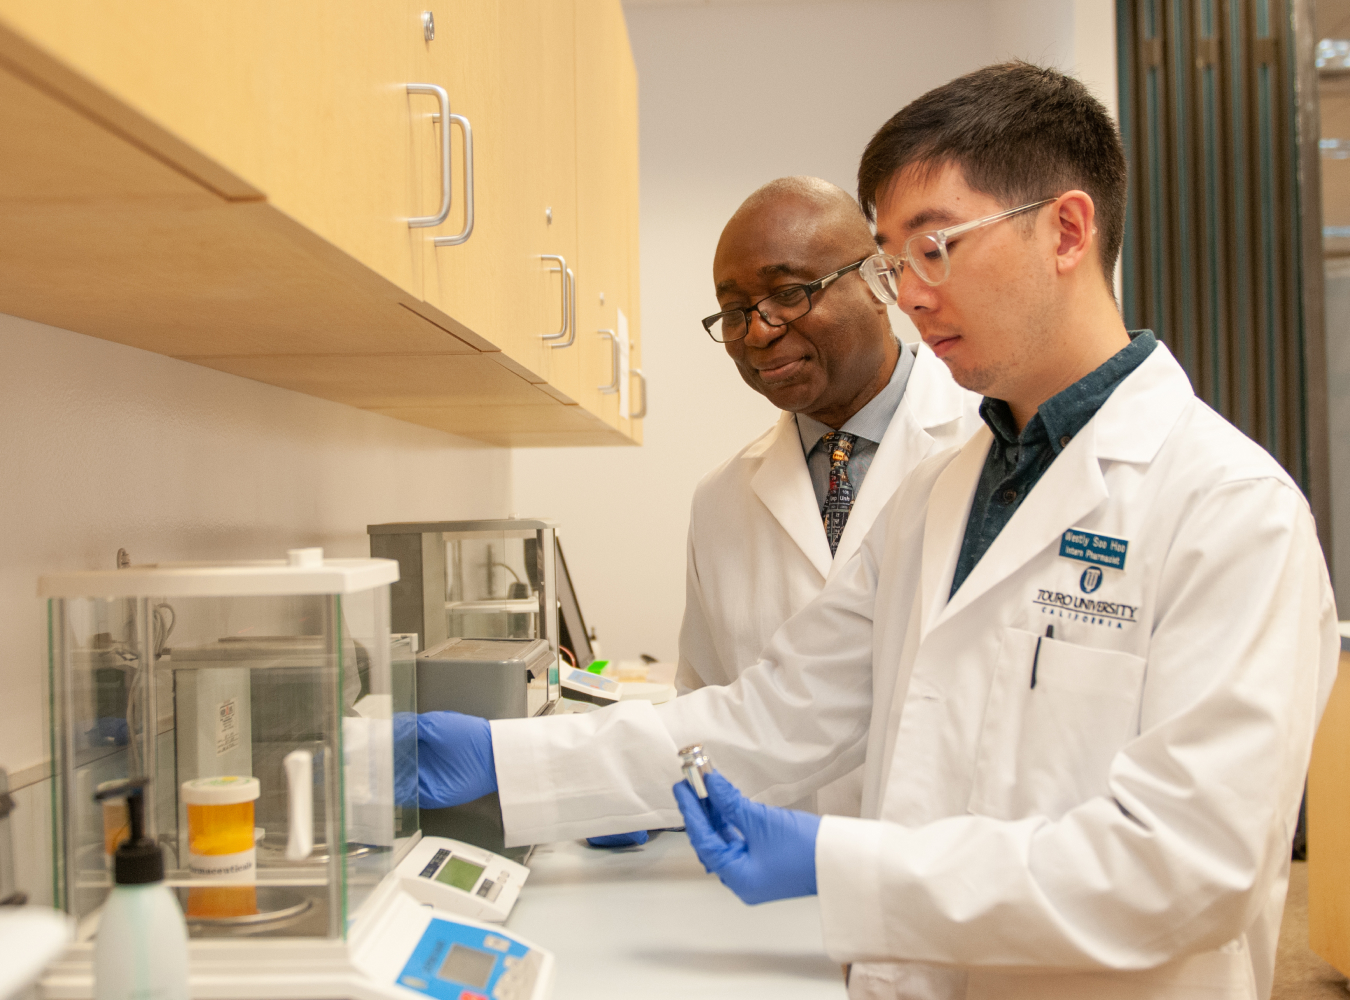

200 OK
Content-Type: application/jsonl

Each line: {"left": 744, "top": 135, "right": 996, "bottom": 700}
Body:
{"left": 949, "top": 330, "right": 1158, "bottom": 598}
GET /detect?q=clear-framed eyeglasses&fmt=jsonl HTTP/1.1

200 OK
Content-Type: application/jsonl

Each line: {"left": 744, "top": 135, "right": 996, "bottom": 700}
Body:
{"left": 859, "top": 197, "right": 1057, "bottom": 302}
{"left": 701, "top": 257, "right": 868, "bottom": 343}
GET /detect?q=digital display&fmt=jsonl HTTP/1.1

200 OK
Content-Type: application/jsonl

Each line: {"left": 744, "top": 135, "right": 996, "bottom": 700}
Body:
{"left": 436, "top": 944, "right": 495, "bottom": 989}
{"left": 435, "top": 856, "right": 485, "bottom": 893}
{"left": 567, "top": 671, "right": 612, "bottom": 691}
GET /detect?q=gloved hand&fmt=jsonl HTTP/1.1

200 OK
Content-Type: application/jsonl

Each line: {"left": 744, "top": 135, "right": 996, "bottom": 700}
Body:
{"left": 417, "top": 711, "right": 497, "bottom": 808}
{"left": 586, "top": 830, "right": 650, "bottom": 848}
{"left": 673, "top": 771, "right": 821, "bottom": 905}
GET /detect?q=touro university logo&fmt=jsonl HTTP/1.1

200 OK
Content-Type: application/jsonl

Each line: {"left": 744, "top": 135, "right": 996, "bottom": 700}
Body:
{"left": 1080, "top": 566, "right": 1103, "bottom": 593}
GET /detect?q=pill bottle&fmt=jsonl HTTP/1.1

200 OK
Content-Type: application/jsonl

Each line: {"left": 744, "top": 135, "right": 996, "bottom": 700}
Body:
{"left": 181, "top": 776, "right": 260, "bottom": 879}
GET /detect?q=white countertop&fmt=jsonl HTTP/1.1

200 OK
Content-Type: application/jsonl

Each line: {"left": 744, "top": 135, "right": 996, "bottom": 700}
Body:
{"left": 505, "top": 831, "right": 847, "bottom": 999}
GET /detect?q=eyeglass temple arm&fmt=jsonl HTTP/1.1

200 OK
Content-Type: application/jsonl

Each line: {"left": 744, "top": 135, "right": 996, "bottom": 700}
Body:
{"left": 938, "top": 197, "right": 1058, "bottom": 240}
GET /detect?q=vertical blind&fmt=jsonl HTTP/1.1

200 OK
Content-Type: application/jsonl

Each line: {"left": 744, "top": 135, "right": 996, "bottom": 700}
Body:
{"left": 1117, "top": 0, "right": 1330, "bottom": 550}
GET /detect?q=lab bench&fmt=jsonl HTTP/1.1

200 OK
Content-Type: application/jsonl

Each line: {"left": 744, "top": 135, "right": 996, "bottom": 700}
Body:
{"left": 507, "top": 831, "right": 846, "bottom": 999}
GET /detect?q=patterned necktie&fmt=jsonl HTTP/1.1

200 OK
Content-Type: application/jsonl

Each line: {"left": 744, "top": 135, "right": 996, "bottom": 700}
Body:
{"left": 820, "top": 431, "right": 858, "bottom": 557}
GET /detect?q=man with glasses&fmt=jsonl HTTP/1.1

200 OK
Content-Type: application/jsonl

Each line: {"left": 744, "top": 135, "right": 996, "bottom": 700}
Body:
{"left": 670, "top": 177, "right": 979, "bottom": 819}
{"left": 417, "top": 62, "right": 1336, "bottom": 999}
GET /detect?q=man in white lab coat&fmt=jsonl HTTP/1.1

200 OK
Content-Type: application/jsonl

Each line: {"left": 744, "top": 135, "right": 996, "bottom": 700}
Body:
{"left": 418, "top": 62, "right": 1338, "bottom": 1000}
{"left": 675, "top": 178, "right": 979, "bottom": 817}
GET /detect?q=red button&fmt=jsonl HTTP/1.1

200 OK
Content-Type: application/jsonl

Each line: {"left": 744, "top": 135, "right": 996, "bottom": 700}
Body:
{"left": 458, "top": 993, "right": 487, "bottom": 1000}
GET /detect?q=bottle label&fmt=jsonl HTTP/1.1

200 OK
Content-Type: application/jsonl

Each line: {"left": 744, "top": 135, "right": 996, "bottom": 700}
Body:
{"left": 188, "top": 847, "right": 256, "bottom": 880}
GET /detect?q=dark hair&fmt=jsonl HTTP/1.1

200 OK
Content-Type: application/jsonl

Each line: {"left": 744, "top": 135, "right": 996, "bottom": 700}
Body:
{"left": 857, "top": 61, "right": 1127, "bottom": 280}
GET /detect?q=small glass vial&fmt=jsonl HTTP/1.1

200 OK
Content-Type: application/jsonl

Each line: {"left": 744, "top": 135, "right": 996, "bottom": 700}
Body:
{"left": 678, "top": 744, "right": 713, "bottom": 799}
{"left": 182, "top": 775, "right": 260, "bottom": 879}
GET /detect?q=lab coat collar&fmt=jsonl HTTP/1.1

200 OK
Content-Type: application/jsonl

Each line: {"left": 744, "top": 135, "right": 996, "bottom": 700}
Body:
{"left": 827, "top": 344, "right": 966, "bottom": 579}
{"left": 749, "top": 412, "right": 834, "bottom": 578}
{"left": 919, "top": 343, "right": 1195, "bottom": 637}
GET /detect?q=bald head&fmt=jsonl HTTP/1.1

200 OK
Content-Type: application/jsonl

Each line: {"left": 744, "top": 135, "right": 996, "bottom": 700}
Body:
{"left": 715, "top": 177, "right": 877, "bottom": 293}
{"left": 710, "top": 177, "right": 899, "bottom": 428}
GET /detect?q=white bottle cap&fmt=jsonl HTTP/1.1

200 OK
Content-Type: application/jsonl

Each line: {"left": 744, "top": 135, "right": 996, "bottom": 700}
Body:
{"left": 181, "top": 775, "right": 260, "bottom": 806}
{"left": 287, "top": 547, "right": 324, "bottom": 568}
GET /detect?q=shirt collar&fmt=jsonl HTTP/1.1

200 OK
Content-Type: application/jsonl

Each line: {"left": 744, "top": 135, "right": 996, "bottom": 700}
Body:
{"left": 796, "top": 340, "right": 914, "bottom": 456}
{"left": 978, "top": 330, "right": 1158, "bottom": 453}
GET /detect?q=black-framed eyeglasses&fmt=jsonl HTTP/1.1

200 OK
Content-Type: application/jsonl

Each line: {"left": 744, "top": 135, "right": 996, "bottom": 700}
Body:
{"left": 700, "top": 257, "right": 868, "bottom": 343}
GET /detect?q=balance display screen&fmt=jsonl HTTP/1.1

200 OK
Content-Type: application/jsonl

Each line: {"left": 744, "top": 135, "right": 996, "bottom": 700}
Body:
{"left": 435, "top": 856, "right": 485, "bottom": 892}
{"left": 437, "top": 944, "right": 495, "bottom": 989}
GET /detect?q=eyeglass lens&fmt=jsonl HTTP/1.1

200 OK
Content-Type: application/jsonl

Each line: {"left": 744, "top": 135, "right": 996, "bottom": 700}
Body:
{"left": 713, "top": 285, "right": 811, "bottom": 342}
{"left": 861, "top": 235, "right": 950, "bottom": 305}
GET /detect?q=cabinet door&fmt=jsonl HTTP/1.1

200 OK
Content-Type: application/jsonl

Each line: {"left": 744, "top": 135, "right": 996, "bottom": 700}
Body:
{"left": 417, "top": 0, "right": 578, "bottom": 393}
{"left": 574, "top": 0, "right": 642, "bottom": 436}
{"left": 0, "top": 1, "right": 429, "bottom": 302}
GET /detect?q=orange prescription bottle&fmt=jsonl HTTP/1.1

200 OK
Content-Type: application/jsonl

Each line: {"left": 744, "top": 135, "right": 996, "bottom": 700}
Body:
{"left": 181, "top": 776, "right": 260, "bottom": 879}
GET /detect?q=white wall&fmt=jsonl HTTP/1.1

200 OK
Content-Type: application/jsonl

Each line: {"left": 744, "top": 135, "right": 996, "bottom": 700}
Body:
{"left": 512, "top": 0, "right": 1117, "bottom": 665}
{"left": 0, "top": 313, "right": 512, "bottom": 900}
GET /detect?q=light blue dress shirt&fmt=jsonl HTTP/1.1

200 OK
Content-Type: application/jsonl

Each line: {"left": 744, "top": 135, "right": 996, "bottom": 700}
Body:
{"left": 795, "top": 340, "right": 915, "bottom": 511}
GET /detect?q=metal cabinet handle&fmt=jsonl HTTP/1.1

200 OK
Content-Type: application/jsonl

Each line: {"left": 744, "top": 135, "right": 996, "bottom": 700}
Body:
{"left": 433, "top": 113, "right": 474, "bottom": 246}
{"left": 552, "top": 268, "right": 577, "bottom": 349}
{"left": 539, "top": 255, "right": 569, "bottom": 340}
{"left": 598, "top": 330, "right": 619, "bottom": 392}
{"left": 630, "top": 367, "right": 648, "bottom": 418}
{"left": 407, "top": 83, "right": 451, "bottom": 228}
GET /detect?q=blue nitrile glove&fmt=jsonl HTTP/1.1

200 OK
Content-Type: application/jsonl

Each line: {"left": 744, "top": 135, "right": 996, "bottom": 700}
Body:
{"left": 417, "top": 711, "right": 497, "bottom": 808}
{"left": 586, "top": 830, "right": 650, "bottom": 848}
{"left": 673, "top": 771, "right": 821, "bottom": 905}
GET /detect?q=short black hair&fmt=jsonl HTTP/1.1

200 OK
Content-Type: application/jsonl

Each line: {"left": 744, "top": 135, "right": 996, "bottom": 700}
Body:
{"left": 857, "top": 61, "right": 1127, "bottom": 281}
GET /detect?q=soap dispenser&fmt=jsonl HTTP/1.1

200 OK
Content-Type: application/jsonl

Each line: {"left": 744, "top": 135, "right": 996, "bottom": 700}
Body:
{"left": 92, "top": 780, "right": 189, "bottom": 1000}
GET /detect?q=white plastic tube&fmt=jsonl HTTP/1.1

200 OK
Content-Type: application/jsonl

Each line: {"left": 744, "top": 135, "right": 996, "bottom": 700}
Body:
{"left": 283, "top": 749, "right": 314, "bottom": 862}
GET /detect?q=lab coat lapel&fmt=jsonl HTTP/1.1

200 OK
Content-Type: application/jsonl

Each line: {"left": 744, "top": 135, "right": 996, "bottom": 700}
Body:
{"left": 936, "top": 421, "right": 1109, "bottom": 627}
{"left": 749, "top": 411, "right": 832, "bottom": 578}
{"left": 927, "top": 342, "right": 1195, "bottom": 633}
{"left": 829, "top": 344, "right": 972, "bottom": 579}
{"left": 918, "top": 428, "right": 991, "bottom": 641}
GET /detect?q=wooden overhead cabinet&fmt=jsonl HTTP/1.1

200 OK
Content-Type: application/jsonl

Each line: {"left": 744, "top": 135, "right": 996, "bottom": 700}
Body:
{"left": 0, "top": 0, "right": 642, "bottom": 446}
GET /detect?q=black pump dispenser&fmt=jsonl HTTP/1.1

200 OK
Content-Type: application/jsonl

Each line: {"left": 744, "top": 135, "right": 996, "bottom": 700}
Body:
{"left": 94, "top": 779, "right": 164, "bottom": 886}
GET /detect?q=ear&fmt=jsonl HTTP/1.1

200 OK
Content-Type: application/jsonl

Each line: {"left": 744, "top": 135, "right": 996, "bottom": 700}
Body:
{"left": 1050, "top": 190, "right": 1096, "bottom": 276}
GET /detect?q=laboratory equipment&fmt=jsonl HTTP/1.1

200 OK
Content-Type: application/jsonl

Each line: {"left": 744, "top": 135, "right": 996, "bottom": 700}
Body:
{"left": 396, "top": 836, "right": 529, "bottom": 923}
{"left": 679, "top": 745, "right": 714, "bottom": 800}
{"left": 353, "top": 886, "right": 552, "bottom": 1000}
{"left": 559, "top": 667, "right": 620, "bottom": 707}
{"left": 417, "top": 638, "right": 556, "bottom": 721}
{"left": 414, "top": 636, "right": 555, "bottom": 862}
{"left": 40, "top": 549, "right": 552, "bottom": 1000}
{"left": 367, "top": 520, "right": 560, "bottom": 662}
{"left": 91, "top": 780, "right": 189, "bottom": 1000}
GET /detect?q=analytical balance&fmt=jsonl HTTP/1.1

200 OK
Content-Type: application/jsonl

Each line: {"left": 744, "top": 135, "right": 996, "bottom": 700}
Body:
{"left": 39, "top": 549, "right": 552, "bottom": 1000}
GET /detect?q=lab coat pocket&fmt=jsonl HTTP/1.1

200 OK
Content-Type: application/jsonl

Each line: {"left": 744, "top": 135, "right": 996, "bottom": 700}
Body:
{"left": 968, "top": 628, "right": 1146, "bottom": 821}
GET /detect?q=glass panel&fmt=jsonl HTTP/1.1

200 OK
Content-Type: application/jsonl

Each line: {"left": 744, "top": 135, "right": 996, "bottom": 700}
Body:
{"left": 391, "top": 635, "right": 419, "bottom": 845}
{"left": 444, "top": 529, "right": 543, "bottom": 641}
{"left": 50, "top": 585, "right": 394, "bottom": 941}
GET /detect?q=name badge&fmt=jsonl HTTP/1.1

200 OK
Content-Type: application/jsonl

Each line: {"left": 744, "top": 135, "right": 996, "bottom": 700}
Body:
{"left": 1059, "top": 528, "right": 1129, "bottom": 570}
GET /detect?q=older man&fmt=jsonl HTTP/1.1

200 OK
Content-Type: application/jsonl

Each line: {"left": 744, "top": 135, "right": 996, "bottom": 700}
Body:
{"left": 675, "top": 178, "right": 979, "bottom": 816}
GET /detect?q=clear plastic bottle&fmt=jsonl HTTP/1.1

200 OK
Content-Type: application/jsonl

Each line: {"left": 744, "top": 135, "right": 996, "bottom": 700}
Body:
{"left": 92, "top": 780, "right": 189, "bottom": 1000}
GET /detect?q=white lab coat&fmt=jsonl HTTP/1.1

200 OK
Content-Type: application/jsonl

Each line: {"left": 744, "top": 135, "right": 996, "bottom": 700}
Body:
{"left": 492, "top": 344, "right": 1338, "bottom": 1000}
{"left": 676, "top": 343, "right": 981, "bottom": 814}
